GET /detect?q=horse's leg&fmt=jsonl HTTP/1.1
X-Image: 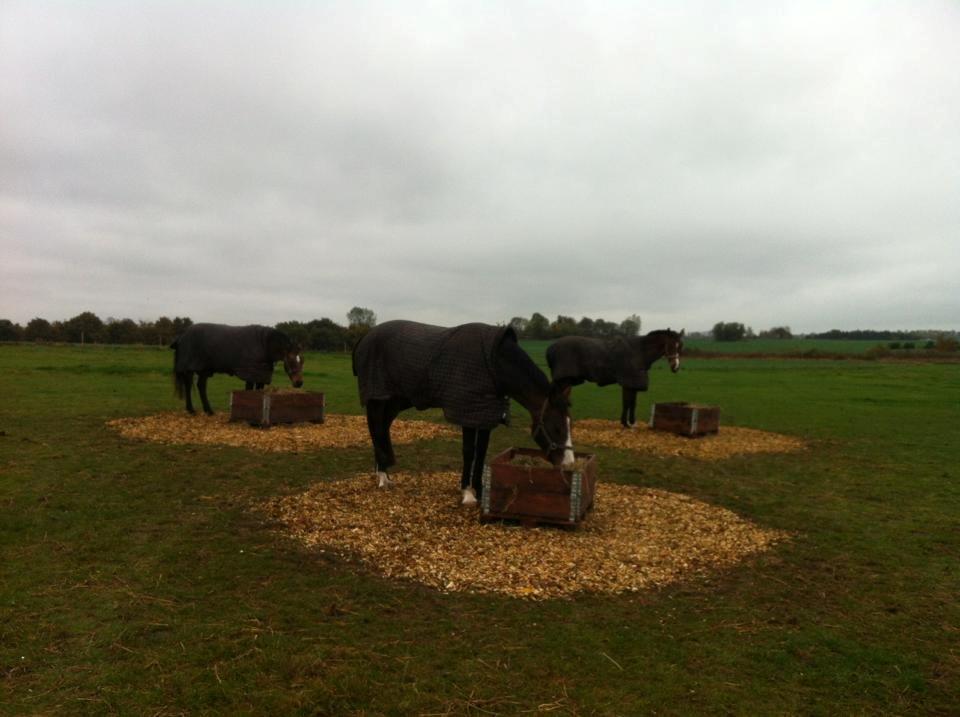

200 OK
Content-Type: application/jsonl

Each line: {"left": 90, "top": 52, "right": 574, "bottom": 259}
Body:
{"left": 366, "top": 398, "right": 409, "bottom": 488}
{"left": 621, "top": 387, "right": 638, "bottom": 428}
{"left": 197, "top": 372, "right": 214, "bottom": 415}
{"left": 181, "top": 372, "right": 196, "bottom": 414}
{"left": 245, "top": 381, "right": 254, "bottom": 390}
{"left": 460, "top": 427, "right": 491, "bottom": 506}
{"left": 255, "top": 382, "right": 264, "bottom": 389}
{"left": 461, "top": 427, "right": 478, "bottom": 504}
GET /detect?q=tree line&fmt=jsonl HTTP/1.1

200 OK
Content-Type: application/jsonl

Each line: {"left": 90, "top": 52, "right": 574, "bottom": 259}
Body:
{"left": 0, "top": 308, "right": 379, "bottom": 351}
{"left": 710, "top": 323, "right": 957, "bottom": 343}
{"left": 0, "top": 308, "right": 644, "bottom": 349}
{"left": 5, "top": 311, "right": 955, "bottom": 349}
{"left": 508, "top": 313, "right": 642, "bottom": 340}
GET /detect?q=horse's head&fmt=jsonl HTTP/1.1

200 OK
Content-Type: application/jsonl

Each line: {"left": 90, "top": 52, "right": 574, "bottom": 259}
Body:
{"left": 531, "top": 383, "right": 574, "bottom": 467}
{"left": 664, "top": 328, "right": 685, "bottom": 373}
{"left": 283, "top": 345, "right": 305, "bottom": 388}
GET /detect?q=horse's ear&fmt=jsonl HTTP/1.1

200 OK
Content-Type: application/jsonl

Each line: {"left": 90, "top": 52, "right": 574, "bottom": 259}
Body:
{"left": 501, "top": 326, "right": 518, "bottom": 344}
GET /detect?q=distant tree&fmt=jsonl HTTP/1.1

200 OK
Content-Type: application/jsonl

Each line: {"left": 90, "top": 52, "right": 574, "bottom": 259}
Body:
{"left": 760, "top": 326, "right": 793, "bottom": 339}
{"left": 63, "top": 312, "right": 104, "bottom": 344}
{"left": 593, "top": 319, "right": 619, "bottom": 338}
{"left": 344, "top": 308, "right": 375, "bottom": 349}
{"left": 526, "top": 312, "right": 550, "bottom": 340}
{"left": 275, "top": 320, "right": 310, "bottom": 348}
{"left": 105, "top": 317, "right": 140, "bottom": 344}
{"left": 712, "top": 321, "right": 747, "bottom": 342}
{"left": 508, "top": 316, "right": 529, "bottom": 337}
{"left": 620, "top": 315, "right": 641, "bottom": 338}
{"left": 935, "top": 334, "right": 959, "bottom": 353}
{"left": 550, "top": 315, "right": 578, "bottom": 338}
{"left": 25, "top": 317, "right": 56, "bottom": 342}
{"left": 307, "top": 318, "right": 348, "bottom": 351}
{"left": 0, "top": 319, "right": 22, "bottom": 341}
{"left": 576, "top": 317, "right": 595, "bottom": 336}
{"left": 150, "top": 316, "right": 176, "bottom": 346}
{"left": 347, "top": 306, "right": 377, "bottom": 329}
{"left": 172, "top": 316, "right": 193, "bottom": 334}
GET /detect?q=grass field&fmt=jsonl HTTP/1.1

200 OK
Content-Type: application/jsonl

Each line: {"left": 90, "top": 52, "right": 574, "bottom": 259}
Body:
{"left": 524, "top": 337, "right": 921, "bottom": 357}
{"left": 1, "top": 343, "right": 958, "bottom": 715}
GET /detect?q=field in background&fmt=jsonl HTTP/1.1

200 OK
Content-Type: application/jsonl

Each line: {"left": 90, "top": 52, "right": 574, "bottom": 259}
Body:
{"left": 1, "top": 343, "right": 958, "bottom": 714}
{"left": 523, "top": 337, "right": 914, "bottom": 358}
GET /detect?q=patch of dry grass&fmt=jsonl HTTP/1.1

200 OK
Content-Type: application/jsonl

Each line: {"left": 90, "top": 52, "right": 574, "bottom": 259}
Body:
{"left": 262, "top": 471, "right": 788, "bottom": 599}
{"left": 573, "top": 419, "right": 806, "bottom": 459}
{"left": 107, "top": 412, "right": 456, "bottom": 452}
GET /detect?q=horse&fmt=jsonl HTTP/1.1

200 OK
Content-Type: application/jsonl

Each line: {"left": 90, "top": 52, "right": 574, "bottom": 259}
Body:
{"left": 171, "top": 323, "right": 304, "bottom": 415}
{"left": 546, "top": 329, "right": 684, "bottom": 427}
{"left": 352, "top": 320, "right": 574, "bottom": 506}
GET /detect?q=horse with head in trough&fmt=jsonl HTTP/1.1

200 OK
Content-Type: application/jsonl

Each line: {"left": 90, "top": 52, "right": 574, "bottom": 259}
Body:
{"left": 171, "top": 323, "right": 304, "bottom": 414}
{"left": 547, "top": 328, "right": 684, "bottom": 427}
{"left": 353, "top": 320, "right": 574, "bottom": 506}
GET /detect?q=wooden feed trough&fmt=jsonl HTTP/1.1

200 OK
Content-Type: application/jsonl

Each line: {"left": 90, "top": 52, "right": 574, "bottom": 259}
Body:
{"left": 480, "top": 447, "right": 597, "bottom": 528}
{"left": 649, "top": 402, "right": 720, "bottom": 437}
{"left": 229, "top": 390, "right": 325, "bottom": 427}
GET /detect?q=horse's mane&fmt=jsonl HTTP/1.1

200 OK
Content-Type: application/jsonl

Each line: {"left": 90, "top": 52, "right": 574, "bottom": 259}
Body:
{"left": 620, "top": 329, "right": 680, "bottom": 352}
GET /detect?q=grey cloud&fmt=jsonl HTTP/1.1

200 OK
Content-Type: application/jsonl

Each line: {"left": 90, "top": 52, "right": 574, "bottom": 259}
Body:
{"left": 2, "top": 1, "right": 958, "bottom": 332}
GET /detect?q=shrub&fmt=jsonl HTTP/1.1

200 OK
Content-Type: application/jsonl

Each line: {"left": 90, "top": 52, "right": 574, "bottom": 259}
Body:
{"left": 935, "top": 336, "right": 960, "bottom": 353}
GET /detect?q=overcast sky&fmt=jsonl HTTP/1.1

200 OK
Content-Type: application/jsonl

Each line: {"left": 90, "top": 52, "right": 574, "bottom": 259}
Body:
{"left": 2, "top": 1, "right": 958, "bottom": 333}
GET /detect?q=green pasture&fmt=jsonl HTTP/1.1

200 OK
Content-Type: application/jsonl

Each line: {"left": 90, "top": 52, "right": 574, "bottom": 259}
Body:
{"left": 525, "top": 337, "right": 899, "bottom": 357}
{"left": 1, "top": 344, "right": 958, "bottom": 715}
{"left": 681, "top": 338, "right": 888, "bottom": 355}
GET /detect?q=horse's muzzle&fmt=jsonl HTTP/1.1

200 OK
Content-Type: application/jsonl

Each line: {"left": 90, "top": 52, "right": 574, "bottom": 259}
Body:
{"left": 545, "top": 448, "right": 566, "bottom": 466}
{"left": 292, "top": 377, "right": 304, "bottom": 388}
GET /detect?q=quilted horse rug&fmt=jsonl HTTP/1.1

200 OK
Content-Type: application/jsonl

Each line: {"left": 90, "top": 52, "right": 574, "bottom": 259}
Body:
{"left": 353, "top": 320, "right": 511, "bottom": 429}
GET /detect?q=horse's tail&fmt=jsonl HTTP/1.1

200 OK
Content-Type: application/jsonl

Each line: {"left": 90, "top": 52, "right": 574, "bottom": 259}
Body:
{"left": 545, "top": 342, "right": 556, "bottom": 372}
{"left": 170, "top": 338, "right": 185, "bottom": 399}
{"left": 351, "top": 338, "right": 360, "bottom": 377}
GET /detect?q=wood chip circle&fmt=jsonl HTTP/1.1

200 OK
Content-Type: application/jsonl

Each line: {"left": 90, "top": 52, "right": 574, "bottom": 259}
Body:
{"left": 107, "top": 412, "right": 456, "bottom": 451}
{"left": 262, "top": 471, "right": 788, "bottom": 599}
{"left": 573, "top": 419, "right": 805, "bottom": 459}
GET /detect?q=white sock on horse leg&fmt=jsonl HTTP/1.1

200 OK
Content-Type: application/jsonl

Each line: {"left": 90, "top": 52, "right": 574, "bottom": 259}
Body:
{"left": 461, "top": 487, "right": 477, "bottom": 506}
{"left": 562, "top": 417, "right": 575, "bottom": 467}
{"left": 377, "top": 471, "right": 393, "bottom": 488}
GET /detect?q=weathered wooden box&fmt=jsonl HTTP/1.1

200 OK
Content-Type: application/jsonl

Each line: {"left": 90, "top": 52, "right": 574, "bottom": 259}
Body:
{"left": 649, "top": 402, "right": 720, "bottom": 437}
{"left": 229, "top": 390, "right": 325, "bottom": 427}
{"left": 480, "top": 448, "right": 597, "bottom": 528}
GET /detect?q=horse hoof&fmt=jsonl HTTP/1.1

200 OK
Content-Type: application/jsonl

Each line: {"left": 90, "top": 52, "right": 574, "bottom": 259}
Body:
{"left": 377, "top": 472, "right": 394, "bottom": 489}
{"left": 461, "top": 487, "right": 477, "bottom": 506}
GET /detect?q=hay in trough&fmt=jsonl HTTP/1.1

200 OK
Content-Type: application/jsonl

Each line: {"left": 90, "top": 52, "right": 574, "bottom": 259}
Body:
{"left": 573, "top": 419, "right": 805, "bottom": 460}
{"left": 107, "top": 412, "right": 456, "bottom": 452}
{"left": 262, "top": 471, "right": 788, "bottom": 599}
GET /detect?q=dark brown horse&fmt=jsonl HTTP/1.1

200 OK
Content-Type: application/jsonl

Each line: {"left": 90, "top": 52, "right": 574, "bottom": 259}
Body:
{"left": 353, "top": 320, "right": 573, "bottom": 505}
{"left": 171, "top": 323, "right": 304, "bottom": 414}
{"left": 547, "top": 329, "right": 684, "bottom": 427}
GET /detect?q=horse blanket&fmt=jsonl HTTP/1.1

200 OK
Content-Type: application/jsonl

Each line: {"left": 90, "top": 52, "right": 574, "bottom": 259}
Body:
{"left": 353, "top": 320, "right": 511, "bottom": 429}
{"left": 172, "top": 323, "right": 279, "bottom": 384}
{"left": 547, "top": 336, "right": 649, "bottom": 390}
